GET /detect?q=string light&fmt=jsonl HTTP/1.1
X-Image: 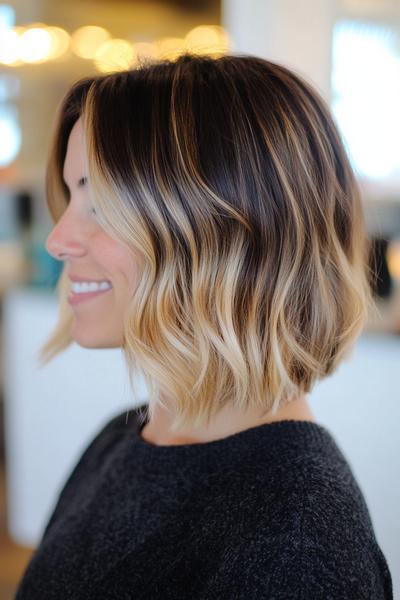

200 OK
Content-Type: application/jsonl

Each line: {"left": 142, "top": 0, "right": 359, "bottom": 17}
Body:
{"left": 0, "top": 21, "right": 232, "bottom": 69}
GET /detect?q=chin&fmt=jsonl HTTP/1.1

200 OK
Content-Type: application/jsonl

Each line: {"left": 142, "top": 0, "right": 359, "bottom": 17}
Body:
{"left": 75, "top": 339, "right": 122, "bottom": 349}
{"left": 71, "top": 328, "right": 123, "bottom": 349}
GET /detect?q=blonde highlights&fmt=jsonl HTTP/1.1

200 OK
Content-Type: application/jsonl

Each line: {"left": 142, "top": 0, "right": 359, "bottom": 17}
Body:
{"left": 41, "top": 54, "right": 377, "bottom": 433}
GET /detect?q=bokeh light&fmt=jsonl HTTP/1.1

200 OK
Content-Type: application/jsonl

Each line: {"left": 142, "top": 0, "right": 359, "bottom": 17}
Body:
{"left": 0, "top": 27, "right": 20, "bottom": 65}
{"left": 71, "top": 25, "right": 111, "bottom": 59}
{"left": 94, "top": 38, "right": 136, "bottom": 72}
{"left": 156, "top": 37, "right": 185, "bottom": 60}
{"left": 19, "top": 27, "right": 53, "bottom": 63}
{"left": 45, "top": 26, "right": 70, "bottom": 60}
{"left": 184, "top": 25, "right": 230, "bottom": 56}
{"left": 132, "top": 42, "right": 158, "bottom": 61}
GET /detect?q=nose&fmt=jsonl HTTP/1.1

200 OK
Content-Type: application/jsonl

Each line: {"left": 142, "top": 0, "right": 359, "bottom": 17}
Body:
{"left": 45, "top": 211, "right": 87, "bottom": 261}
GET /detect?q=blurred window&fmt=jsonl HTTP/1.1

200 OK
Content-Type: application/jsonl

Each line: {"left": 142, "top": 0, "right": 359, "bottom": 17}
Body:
{"left": 0, "top": 104, "right": 21, "bottom": 167}
{"left": 332, "top": 20, "right": 400, "bottom": 181}
{"left": 0, "top": 5, "right": 21, "bottom": 169}
{"left": 0, "top": 4, "right": 14, "bottom": 28}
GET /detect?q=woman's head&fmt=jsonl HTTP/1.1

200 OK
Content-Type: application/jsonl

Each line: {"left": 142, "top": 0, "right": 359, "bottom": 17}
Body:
{"left": 46, "top": 116, "right": 144, "bottom": 348}
{"left": 42, "top": 53, "right": 375, "bottom": 432}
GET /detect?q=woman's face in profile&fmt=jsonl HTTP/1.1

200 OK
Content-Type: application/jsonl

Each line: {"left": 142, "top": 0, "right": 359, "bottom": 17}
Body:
{"left": 46, "top": 117, "right": 142, "bottom": 348}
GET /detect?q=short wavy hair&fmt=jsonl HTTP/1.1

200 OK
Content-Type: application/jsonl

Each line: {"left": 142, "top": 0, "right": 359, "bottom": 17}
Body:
{"left": 40, "top": 53, "right": 377, "bottom": 433}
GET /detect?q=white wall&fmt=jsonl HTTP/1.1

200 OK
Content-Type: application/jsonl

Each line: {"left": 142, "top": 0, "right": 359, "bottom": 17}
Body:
{"left": 2, "top": 287, "right": 148, "bottom": 546}
{"left": 222, "top": 0, "right": 336, "bottom": 101}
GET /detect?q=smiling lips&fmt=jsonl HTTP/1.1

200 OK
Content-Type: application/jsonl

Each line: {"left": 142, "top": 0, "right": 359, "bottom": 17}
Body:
{"left": 68, "top": 279, "right": 113, "bottom": 305}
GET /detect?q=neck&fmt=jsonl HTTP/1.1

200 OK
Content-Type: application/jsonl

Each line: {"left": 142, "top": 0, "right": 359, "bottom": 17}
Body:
{"left": 140, "top": 393, "right": 316, "bottom": 446}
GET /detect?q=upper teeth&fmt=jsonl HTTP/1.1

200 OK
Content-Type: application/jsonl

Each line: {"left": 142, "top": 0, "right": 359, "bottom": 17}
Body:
{"left": 71, "top": 281, "right": 112, "bottom": 294}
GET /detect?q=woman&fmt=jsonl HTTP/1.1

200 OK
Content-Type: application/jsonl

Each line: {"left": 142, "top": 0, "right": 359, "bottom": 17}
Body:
{"left": 16, "top": 53, "right": 393, "bottom": 599}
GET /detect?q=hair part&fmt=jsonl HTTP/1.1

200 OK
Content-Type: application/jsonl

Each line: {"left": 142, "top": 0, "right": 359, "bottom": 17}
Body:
{"left": 40, "top": 53, "right": 378, "bottom": 433}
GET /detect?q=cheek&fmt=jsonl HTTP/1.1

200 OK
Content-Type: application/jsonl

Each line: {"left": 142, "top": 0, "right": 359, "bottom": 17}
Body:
{"left": 95, "top": 232, "right": 143, "bottom": 293}
{"left": 112, "top": 248, "right": 143, "bottom": 294}
{"left": 125, "top": 261, "right": 142, "bottom": 297}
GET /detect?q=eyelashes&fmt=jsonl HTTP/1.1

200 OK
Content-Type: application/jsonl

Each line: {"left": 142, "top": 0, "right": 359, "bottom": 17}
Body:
{"left": 64, "top": 178, "right": 85, "bottom": 205}
{"left": 62, "top": 175, "right": 98, "bottom": 217}
{"left": 78, "top": 176, "right": 96, "bottom": 214}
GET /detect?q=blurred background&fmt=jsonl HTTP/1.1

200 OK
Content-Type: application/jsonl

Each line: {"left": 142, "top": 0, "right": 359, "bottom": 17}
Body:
{"left": 0, "top": 0, "right": 399, "bottom": 598}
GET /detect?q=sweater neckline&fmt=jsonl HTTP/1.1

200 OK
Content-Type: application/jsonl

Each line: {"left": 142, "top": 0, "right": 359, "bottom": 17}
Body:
{"left": 127, "top": 402, "right": 337, "bottom": 475}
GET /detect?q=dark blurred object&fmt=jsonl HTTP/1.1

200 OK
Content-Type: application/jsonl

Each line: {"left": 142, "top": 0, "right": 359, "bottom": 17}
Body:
{"left": 94, "top": 0, "right": 218, "bottom": 11}
{"left": 13, "top": 189, "right": 62, "bottom": 289}
{"left": 369, "top": 237, "right": 392, "bottom": 299}
{"left": 15, "top": 191, "right": 33, "bottom": 231}
{"left": 169, "top": 0, "right": 217, "bottom": 9}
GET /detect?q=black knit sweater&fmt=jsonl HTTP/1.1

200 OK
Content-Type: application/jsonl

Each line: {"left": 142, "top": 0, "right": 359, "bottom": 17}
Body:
{"left": 15, "top": 403, "right": 393, "bottom": 599}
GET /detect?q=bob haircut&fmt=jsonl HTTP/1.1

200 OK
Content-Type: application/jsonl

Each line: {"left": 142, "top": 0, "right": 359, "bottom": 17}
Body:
{"left": 41, "top": 53, "right": 377, "bottom": 433}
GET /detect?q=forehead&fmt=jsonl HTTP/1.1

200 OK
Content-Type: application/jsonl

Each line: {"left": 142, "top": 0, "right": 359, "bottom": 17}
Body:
{"left": 63, "top": 117, "right": 85, "bottom": 182}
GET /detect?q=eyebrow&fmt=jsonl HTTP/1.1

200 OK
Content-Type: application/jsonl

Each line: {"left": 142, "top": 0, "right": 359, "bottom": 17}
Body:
{"left": 62, "top": 175, "right": 88, "bottom": 190}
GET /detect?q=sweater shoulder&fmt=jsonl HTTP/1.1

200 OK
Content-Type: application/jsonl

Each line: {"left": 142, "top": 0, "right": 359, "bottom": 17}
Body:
{"left": 219, "top": 445, "right": 394, "bottom": 599}
{"left": 209, "top": 453, "right": 393, "bottom": 600}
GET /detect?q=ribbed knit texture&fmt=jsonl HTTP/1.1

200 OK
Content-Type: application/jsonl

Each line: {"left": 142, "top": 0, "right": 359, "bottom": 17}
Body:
{"left": 15, "top": 403, "right": 393, "bottom": 599}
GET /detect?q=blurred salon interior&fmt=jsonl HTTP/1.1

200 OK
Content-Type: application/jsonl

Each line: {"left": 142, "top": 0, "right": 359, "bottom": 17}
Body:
{"left": 0, "top": 0, "right": 399, "bottom": 598}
